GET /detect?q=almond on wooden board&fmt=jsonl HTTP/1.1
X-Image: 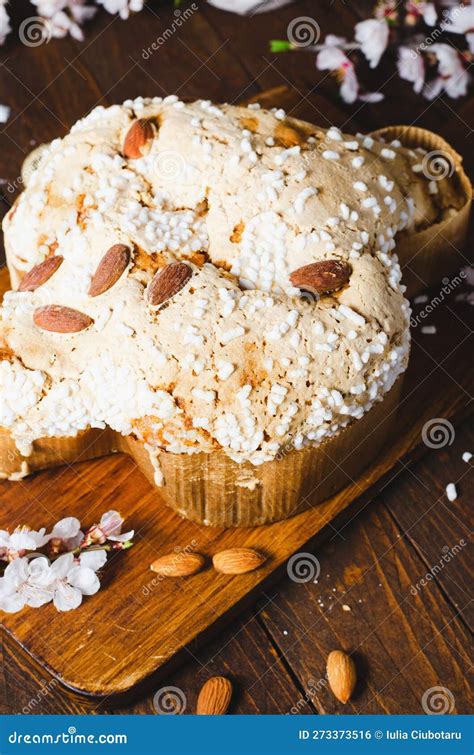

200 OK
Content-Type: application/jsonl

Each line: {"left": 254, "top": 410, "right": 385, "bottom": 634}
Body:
{"left": 33, "top": 305, "right": 94, "bottom": 333}
{"left": 147, "top": 262, "right": 192, "bottom": 307}
{"left": 150, "top": 552, "right": 205, "bottom": 577}
{"left": 196, "top": 676, "right": 233, "bottom": 715}
{"left": 212, "top": 548, "right": 265, "bottom": 575}
{"left": 18, "top": 256, "right": 64, "bottom": 292}
{"left": 123, "top": 119, "right": 154, "bottom": 159}
{"left": 290, "top": 260, "right": 352, "bottom": 296}
{"left": 89, "top": 244, "right": 130, "bottom": 297}
{"left": 326, "top": 650, "right": 356, "bottom": 704}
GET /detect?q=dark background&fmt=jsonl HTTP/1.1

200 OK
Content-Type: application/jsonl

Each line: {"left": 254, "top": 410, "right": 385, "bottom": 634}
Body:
{"left": 0, "top": 0, "right": 472, "bottom": 715}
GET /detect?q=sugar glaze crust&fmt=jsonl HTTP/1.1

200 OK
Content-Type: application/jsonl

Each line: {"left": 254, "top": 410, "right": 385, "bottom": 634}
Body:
{"left": 0, "top": 96, "right": 459, "bottom": 469}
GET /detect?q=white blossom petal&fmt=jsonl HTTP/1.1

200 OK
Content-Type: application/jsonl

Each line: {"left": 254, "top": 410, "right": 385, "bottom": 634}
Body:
{"left": 397, "top": 47, "right": 425, "bottom": 94}
{"left": 50, "top": 517, "right": 81, "bottom": 540}
{"left": 355, "top": 19, "right": 389, "bottom": 69}
{"left": 0, "top": 2, "right": 11, "bottom": 45}
{"left": 108, "top": 529, "right": 134, "bottom": 543}
{"left": 50, "top": 552, "right": 75, "bottom": 578}
{"left": 0, "top": 591, "right": 25, "bottom": 613}
{"left": 207, "top": 0, "right": 292, "bottom": 14}
{"left": 53, "top": 581, "right": 83, "bottom": 612}
{"left": 316, "top": 46, "right": 348, "bottom": 71}
{"left": 79, "top": 549, "right": 107, "bottom": 571}
{"left": 99, "top": 510, "right": 124, "bottom": 537}
{"left": 68, "top": 565, "right": 100, "bottom": 596}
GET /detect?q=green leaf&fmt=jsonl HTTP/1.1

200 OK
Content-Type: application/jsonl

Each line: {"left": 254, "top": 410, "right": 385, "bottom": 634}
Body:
{"left": 270, "top": 40, "right": 292, "bottom": 53}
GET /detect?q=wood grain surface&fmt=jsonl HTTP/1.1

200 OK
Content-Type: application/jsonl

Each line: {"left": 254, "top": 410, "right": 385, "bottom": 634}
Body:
{"left": 0, "top": 0, "right": 472, "bottom": 715}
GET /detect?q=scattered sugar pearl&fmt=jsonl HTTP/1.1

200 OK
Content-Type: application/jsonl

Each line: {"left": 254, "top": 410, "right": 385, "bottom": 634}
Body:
{"left": 462, "top": 452, "right": 472, "bottom": 462}
{"left": 352, "top": 156, "right": 364, "bottom": 168}
{"left": 0, "top": 105, "right": 11, "bottom": 123}
{"left": 429, "top": 180, "right": 438, "bottom": 195}
{"left": 327, "top": 128, "right": 342, "bottom": 141}
{"left": 322, "top": 150, "right": 340, "bottom": 160}
{"left": 446, "top": 483, "right": 457, "bottom": 502}
{"left": 294, "top": 187, "right": 317, "bottom": 214}
{"left": 381, "top": 148, "right": 396, "bottom": 159}
{"left": 362, "top": 196, "right": 377, "bottom": 208}
{"left": 340, "top": 203, "right": 350, "bottom": 220}
{"left": 217, "top": 360, "right": 235, "bottom": 381}
{"left": 353, "top": 181, "right": 368, "bottom": 192}
{"left": 339, "top": 304, "right": 365, "bottom": 326}
{"left": 342, "top": 604, "right": 351, "bottom": 612}
{"left": 421, "top": 325, "right": 436, "bottom": 334}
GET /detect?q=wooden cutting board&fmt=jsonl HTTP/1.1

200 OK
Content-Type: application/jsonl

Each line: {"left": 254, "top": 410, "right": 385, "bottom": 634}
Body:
{"left": 1, "top": 259, "right": 473, "bottom": 707}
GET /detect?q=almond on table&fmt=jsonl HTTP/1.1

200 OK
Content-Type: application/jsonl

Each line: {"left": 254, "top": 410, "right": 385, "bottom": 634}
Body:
{"left": 196, "top": 676, "right": 233, "bottom": 715}
{"left": 212, "top": 548, "right": 266, "bottom": 575}
{"left": 326, "top": 650, "right": 357, "bottom": 704}
{"left": 150, "top": 552, "right": 205, "bottom": 577}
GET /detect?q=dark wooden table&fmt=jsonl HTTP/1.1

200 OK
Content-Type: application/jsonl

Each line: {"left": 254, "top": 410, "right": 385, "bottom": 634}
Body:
{"left": 0, "top": 0, "right": 472, "bottom": 715}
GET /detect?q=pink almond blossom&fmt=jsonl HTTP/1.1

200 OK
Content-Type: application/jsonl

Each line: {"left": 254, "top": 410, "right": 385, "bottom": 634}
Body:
{"left": 355, "top": 18, "right": 390, "bottom": 69}
{"left": 316, "top": 36, "right": 384, "bottom": 104}
{"left": 442, "top": 4, "right": 474, "bottom": 53}
{"left": 424, "top": 43, "right": 470, "bottom": 99}
{"left": 398, "top": 45, "right": 426, "bottom": 93}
